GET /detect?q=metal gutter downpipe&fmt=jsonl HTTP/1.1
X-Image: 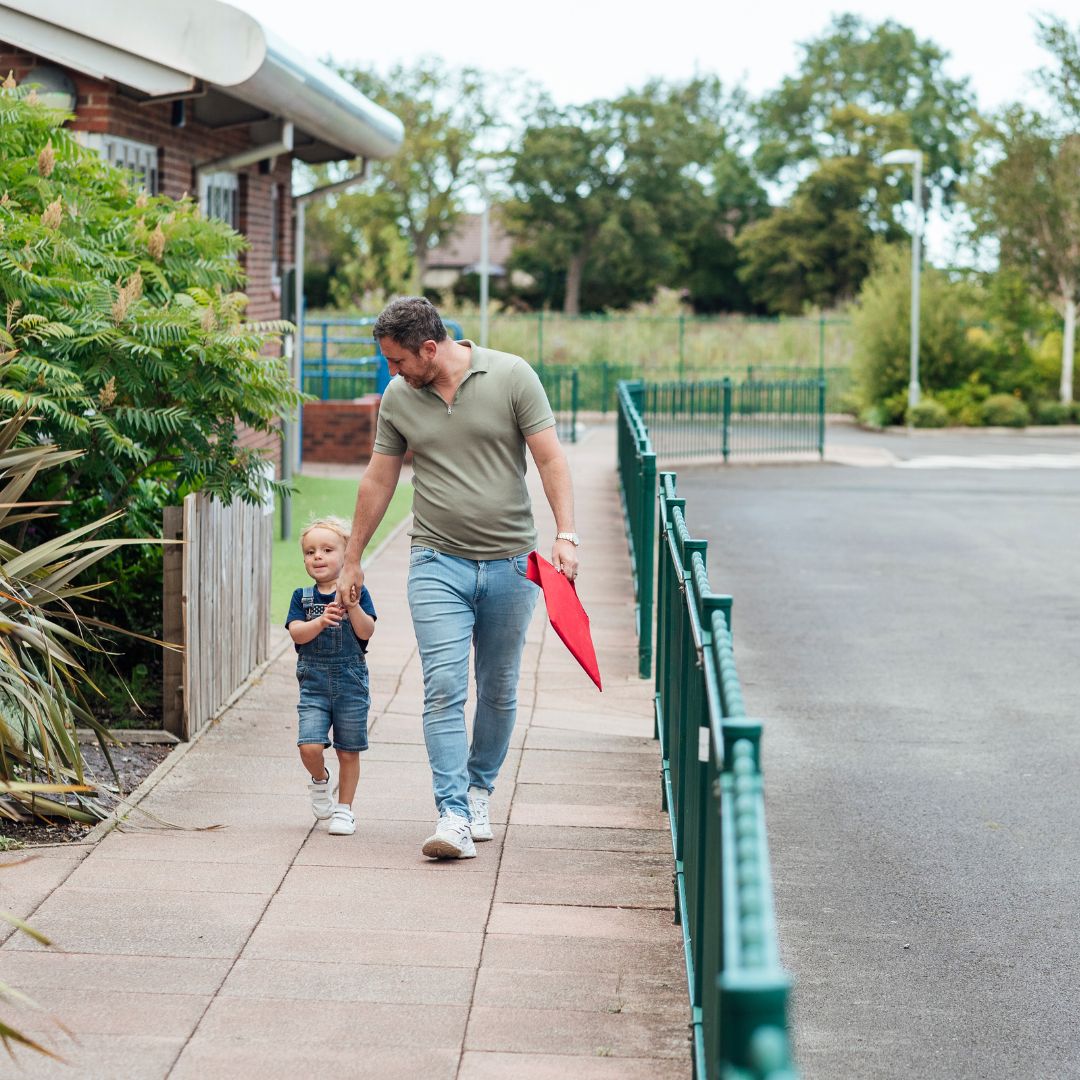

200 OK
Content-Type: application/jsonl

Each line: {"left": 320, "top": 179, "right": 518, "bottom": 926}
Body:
{"left": 281, "top": 163, "right": 369, "bottom": 540}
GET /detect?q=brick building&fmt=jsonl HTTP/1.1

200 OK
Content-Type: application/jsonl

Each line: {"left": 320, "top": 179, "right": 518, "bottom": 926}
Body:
{"left": 0, "top": 0, "right": 402, "bottom": 472}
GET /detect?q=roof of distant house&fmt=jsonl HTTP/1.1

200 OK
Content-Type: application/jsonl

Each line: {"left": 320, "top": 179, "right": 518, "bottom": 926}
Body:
{"left": 427, "top": 211, "right": 514, "bottom": 275}
{"left": 0, "top": 0, "right": 403, "bottom": 162}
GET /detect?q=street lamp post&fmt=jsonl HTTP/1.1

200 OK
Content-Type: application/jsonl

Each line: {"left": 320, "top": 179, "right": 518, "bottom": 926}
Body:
{"left": 882, "top": 148, "right": 924, "bottom": 413}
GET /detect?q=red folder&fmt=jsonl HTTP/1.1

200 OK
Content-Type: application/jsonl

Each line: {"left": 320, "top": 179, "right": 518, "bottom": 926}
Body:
{"left": 526, "top": 551, "right": 602, "bottom": 691}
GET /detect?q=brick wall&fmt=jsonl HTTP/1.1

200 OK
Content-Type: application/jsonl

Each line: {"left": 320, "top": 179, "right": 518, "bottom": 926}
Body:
{"left": 2, "top": 47, "right": 294, "bottom": 474}
{"left": 302, "top": 397, "right": 382, "bottom": 464}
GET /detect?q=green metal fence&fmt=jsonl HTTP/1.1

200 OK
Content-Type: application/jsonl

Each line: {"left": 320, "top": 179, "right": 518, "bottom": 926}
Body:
{"left": 536, "top": 365, "right": 579, "bottom": 444}
{"left": 616, "top": 382, "right": 656, "bottom": 679}
{"left": 642, "top": 378, "right": 825, "bottom": 461}
{"left": 656, "top": 471, "right": 796, "bottom": 1080}
{"left": 616, "top": 384, "right": 797, "bottom": 1079}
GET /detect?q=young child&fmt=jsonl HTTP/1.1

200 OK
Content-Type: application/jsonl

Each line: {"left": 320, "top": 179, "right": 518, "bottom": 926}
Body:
{"left": 286, "top": 515, "right": 376, "bottom": 836}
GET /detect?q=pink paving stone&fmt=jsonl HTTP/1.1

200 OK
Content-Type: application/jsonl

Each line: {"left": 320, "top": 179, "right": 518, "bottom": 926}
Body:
{"left": 503, "top": 824, "right": 670, "bottom": 854}
{"left": 219, "top": 957, "right": 474, "bottom": 1004}
{"left": 0, "top": 951, "right": 230, "bottom": 995}
{"left": 184, "top": 997, "right": 468, "bottom": 1049}
{"left": 464, "top": 1004, "right": 690, "bottom": 1059}
{"left": 242, "top": 923, "right": 484, "bottom": 967}
{"left": 523, "top": 728, "right": 659, "bottom": 754}
{"left": 494, "top": 870, "right": 673, "bottom": 909}
{"left": 3, "top": 887, "right": 269, "bottom": 958}
{"left": 62, "top": 855, "right": 285, "bottom": 895}
{"left": 7, "top": 985, "right": 208, "bottom": 1038}
{"left": 498, "top": 845, "right": 672, "bottom": 876}
{"left": 510, "top": 801, "right": 670, "bottom": 830}
{"left": 92, "top": 826, "right": 301, "bottom": 865}
{"left": 486, "top": 903, "right": 683, "bottom": 943}
{"left": 3, "top": 1034, "right": 187, "bottom": 1080}
{"left": 171, "top": 1044, "right": 459, "bottom": 1080}
{"left": 480, "top": 933, "right": 684, "bottom": 979}
{"left": 458, "top": 1051, "right": 688, "bottom": 1080}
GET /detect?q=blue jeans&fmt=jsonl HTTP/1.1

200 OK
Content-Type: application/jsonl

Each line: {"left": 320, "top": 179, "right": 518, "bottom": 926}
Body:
{"left": 407, "top": 548, "right": 538, "bottom": 819}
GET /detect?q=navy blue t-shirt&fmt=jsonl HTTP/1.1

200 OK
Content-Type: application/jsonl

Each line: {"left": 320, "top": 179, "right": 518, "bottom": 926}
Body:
{"left": 286, "top": 585, "right": 377, "bottom": 653}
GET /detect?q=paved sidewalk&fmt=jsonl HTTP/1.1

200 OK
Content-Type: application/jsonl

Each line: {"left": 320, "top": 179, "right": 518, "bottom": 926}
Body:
{"left": 0, "top": 423, "right": 689, "bottom": 1079}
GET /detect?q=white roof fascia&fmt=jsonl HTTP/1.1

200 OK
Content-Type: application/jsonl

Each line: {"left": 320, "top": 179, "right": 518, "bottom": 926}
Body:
{"left": 0, "top": 0, "right": 403, "bottom": 161}
{"left": 0, "top": 0, "right": 264, "bottom": 86}
{"left": 0, "top": 8, "right": 194, "bottom": 97}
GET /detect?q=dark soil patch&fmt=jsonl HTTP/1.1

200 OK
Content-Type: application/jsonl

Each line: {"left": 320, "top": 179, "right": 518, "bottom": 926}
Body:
{"left": 0, "top": 738, "right": 174, "bottom": 849}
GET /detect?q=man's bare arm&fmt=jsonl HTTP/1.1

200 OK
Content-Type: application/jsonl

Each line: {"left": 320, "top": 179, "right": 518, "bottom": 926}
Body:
{"left": 525, "top": 425, "right": 578, "bottom": 579}
{"left": 337, "top": 451, "right": 404, "bottom": 602}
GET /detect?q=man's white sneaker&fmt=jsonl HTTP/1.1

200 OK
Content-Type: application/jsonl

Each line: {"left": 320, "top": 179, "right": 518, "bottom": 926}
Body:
{"left": 307, "top": 771, "right": 335, "bottom": 819}
{"left": 468, "top": 786, "right": 493, "bottom": 841}
{"left": 327, "top": 804, "right": 355, "bottom": 836}
{"left": 421, "top": 811, "right": 477, "bottom": 860}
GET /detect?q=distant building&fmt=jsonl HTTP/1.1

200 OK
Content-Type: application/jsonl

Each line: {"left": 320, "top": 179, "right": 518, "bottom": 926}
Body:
{"left": 0, "top": 0, "right": 402, "bottom": 472}
{"left": 423, "top": 209, "right": 533, "bottom": 292}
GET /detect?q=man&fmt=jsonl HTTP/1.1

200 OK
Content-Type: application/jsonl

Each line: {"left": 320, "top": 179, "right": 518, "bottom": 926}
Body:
{"left": 337, "top": 296, "right": 578, "bottom": 860}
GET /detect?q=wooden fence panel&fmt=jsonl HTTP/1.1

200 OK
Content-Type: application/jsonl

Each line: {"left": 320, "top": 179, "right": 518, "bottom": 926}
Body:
{"left": 163, "top": 493, "right": 272, "bottom": 739}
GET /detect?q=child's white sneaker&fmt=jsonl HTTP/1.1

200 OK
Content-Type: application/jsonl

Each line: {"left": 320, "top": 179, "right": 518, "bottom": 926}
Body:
{"left": 307, "top": 770, "right": 335, "bottom": 819}
{"left": 328, "top": 804, "right": 355, "bottom": 836}
{"left": 421, "top": 810, "right": 476, "bottom": 859}
{"left": 468, "top": 786, "right": 493, "bottom": 841}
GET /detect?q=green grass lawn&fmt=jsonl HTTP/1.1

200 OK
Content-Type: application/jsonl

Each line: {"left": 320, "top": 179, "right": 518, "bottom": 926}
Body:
{"left": 271, "top": 475, "right": 412, "bottom": 624}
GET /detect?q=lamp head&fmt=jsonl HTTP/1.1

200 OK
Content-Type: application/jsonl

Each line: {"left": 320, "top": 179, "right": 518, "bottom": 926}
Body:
{"left": 882, "top": 148, "right": 922, "bottom": 166}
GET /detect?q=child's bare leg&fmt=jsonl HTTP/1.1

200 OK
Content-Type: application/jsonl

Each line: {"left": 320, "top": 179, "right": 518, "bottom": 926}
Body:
{"left": 299, "top": 742, "right": 329, "bottom": 781}
{"left": 336, "top": 750, "right": 360, "bottom": 805}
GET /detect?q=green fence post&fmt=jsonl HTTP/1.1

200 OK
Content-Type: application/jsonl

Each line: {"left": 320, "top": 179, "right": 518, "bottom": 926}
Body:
{"left": 722, "top": 377, "right": 732, "bottom": 462}
{"left": 638, "top": 450, "right": 656, "bottom": 679}
{"left": 570, "top": 368, "right": 579, "bottom": 444}
{"left": 818, "top": 378, "right": 826, "bottom": 459}
{"left": 320, "top": 321, "right": 330, "bottom": 400}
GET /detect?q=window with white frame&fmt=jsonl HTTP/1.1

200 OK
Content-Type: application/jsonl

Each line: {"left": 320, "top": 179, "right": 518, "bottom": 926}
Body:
{"left": 199, "top": 170, "right": 239, "bottom": 229}
{"left": 79, "top": 133, "right": 159, "bottom": 195}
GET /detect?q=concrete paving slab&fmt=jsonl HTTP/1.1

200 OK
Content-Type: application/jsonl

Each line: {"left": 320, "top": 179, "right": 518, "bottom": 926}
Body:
{"left": 0, "top": 951, "right": 229, "bottom": 995}
{"left": 261, "top": 894, "right": 492, "bottom": 934}
{"left": 171, "top": 1044, "right": 459, "bottom": 1080}
{"left": 516, "top": 749, "right": 660, "bottom": 783}
{"left": 4, "top": 1034, "right": 187, "bottom": 1080}
{"left": 5, "top": 887, "right": 269, "bottom": 958}
{"left": 510, "top": 801, "right": 670, "bottom": 830}
{"left": 243, "top": 923, "right": 484, "bottom": 968}
{"left": 523, "top": 728, "right": 659, "bottom": 755}
{"left": 495, "top": 870, "right": 672, "bottom": 908}
{"left": 499, "top": 845, "right": 673, "bottom": 877}
{"left": 487, "top": 903, "right": 681, "bottom": 942}
{"left": 458, "top": 1051, "right": 687, "bottom": 1080}
{"left": 8, "top": 985, "right": 208, "bottom": 1037}
{"left": 219, "top": 957, "right": 474, "bottom": 1004}
{"left": 62, "top": 856, "right": 286, "bottom": 895}
{"left": 92, "top": 826, "right": 302, "bottom": 865}
{"left": 480, "top": 934, "right": 685, "bottom": 978}
{"left": 465, "top": 1004, "right": 689, "bottom": 1059}
{"left": 503, "top": 824, "right": 669, "bottom": 854}
{"left": 512, "top": 781, "right": 658, "bottom": 808}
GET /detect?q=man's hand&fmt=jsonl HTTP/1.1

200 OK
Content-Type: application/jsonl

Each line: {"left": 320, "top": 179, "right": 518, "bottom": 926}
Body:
{"left": 551, "top": 538, "right": 579, "bottom": 581}
{"left": 336, "top": 561, "right": 365, "bottom": 609}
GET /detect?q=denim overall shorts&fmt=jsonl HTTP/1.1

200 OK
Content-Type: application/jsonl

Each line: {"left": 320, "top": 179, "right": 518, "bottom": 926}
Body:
{"left": 295, "top": 586, "right": 370, "bottom": 752}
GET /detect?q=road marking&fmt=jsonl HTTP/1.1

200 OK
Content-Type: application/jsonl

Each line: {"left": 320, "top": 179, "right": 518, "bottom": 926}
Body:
{"left": 896, "top": 453, "right": 1080, "bottom": 470}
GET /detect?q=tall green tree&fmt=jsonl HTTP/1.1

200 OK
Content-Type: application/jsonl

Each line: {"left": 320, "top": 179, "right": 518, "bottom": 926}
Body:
{"left": 335, "top": 58, "right": 517, "bottom": 295}
{"left": 755, "top": 13, "right": 977, "bottom": 202}
{"left": 965, "top": 17, "right": 1080, "bottom": 403}
{"left": 506, "top": 78, "right": 764, "bottom": 314}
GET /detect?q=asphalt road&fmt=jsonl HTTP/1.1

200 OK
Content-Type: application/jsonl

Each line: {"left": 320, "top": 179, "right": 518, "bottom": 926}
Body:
{"left": 671, "top": 432, "right": 1080, "bottom": 1079}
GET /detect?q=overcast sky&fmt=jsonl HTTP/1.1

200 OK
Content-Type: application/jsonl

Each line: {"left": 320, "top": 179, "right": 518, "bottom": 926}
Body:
{"left": 231, "top": 0, "right": 1068, "bottom": 114}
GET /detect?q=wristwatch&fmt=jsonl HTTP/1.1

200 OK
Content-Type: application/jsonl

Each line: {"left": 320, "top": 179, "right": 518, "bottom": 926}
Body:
{"left": 555, "top": 531, "right": 580, "bottom": 546}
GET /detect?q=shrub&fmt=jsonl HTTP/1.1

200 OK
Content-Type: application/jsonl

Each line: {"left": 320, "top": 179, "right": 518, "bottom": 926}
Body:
{"left": 979, "top": 393, "right": 1030, "bottom": 427}
{"left": 1032, "top": 399, "right": 1072, "bottom": 425}
{"left": 934, "top": 373, "right": 991, "bottom": 426}
{"left": 851, "top": 245, "right": 987, "bottom": 416}
{"left": 0, "top": 81, "right": 303, "bottom": 722}
{"left": 907, "top": 398, "right": 949, "bottom": 428}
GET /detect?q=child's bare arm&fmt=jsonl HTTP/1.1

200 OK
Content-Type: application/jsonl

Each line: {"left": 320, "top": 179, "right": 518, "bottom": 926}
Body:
{"left": 347, "top": 603, "right": 376, "bottom": 641}
{"left": 288, "top": 604, "right": 343, "bottom": 644}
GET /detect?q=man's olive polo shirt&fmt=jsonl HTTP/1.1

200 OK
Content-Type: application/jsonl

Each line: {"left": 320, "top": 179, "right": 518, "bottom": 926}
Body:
{"left": 373, "top": 342, "right": 556, "bottom": 559}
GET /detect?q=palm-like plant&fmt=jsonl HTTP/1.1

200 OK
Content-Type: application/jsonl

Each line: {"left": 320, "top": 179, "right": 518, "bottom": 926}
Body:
{"left": 0, "top": 406, "right": 159, "bottom": 822}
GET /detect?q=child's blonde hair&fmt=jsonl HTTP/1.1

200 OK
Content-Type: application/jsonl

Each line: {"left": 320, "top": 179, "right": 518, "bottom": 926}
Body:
{"left": 299, "top": 515, "right": 351, "bottom": 549}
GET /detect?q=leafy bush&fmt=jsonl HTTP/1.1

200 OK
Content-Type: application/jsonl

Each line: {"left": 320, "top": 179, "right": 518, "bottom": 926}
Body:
{"left": 851, "top": 245, "right": 987, "bottom": 421}
{"left": 1032, "top": 399, "right": 1073, "bottom": 425}
{"left": 0, "top": 80, "right": 302, "bottom": 721}
{"left": 907, "top": 398, "right": 948, "bottom": 427}
{"left": 978, "top": 393, "right": 1030, "bottom": 427}
{"left": 934, "top": 373, "right": 992, "bottom": 426}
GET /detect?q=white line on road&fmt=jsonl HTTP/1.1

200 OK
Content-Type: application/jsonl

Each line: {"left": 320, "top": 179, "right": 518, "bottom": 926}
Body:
{"left": 895, "top": 453, "right": 1080, "bottom": 470}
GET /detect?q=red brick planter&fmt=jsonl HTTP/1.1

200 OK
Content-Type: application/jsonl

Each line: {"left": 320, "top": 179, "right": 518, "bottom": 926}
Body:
{"left": 302, "top": 395, "right": 382, "bottom": 463}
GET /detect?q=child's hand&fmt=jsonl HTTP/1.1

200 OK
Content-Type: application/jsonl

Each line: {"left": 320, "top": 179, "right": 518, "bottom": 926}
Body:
{"left": 321, "top": 602, "right": 345, "bottom": 629}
